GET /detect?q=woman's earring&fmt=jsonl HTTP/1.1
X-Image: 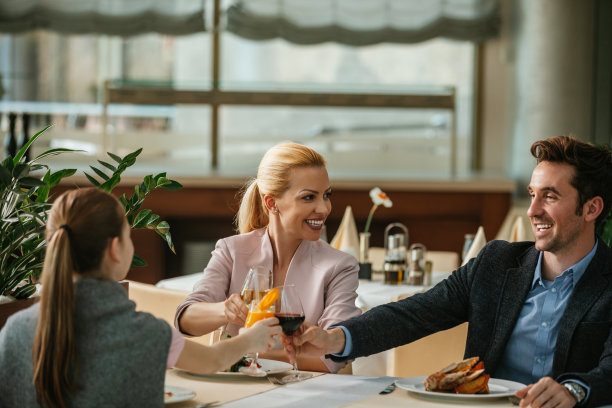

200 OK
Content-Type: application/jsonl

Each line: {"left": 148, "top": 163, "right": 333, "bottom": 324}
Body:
{"left": 273, "top": 208, "right": 279, "bottom": 214}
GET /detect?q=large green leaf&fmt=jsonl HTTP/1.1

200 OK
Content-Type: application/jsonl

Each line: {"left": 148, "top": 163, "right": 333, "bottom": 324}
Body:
{"left": 97, "top": 160, "right": 117, "bottom": 172}
{"left": 131, "top": 254, "right": 147, "bottom": 268}
{"left": 19, "top": 177, "right": 46, "bottom": 187}
{"left": 32, "top": 148, "right": 80, "bottom": 163}
{"left": 132, "top": 209, "right": 153, "bottom": 229}
{"left": 12, "top": 124, "right": 52, "bottom": 164}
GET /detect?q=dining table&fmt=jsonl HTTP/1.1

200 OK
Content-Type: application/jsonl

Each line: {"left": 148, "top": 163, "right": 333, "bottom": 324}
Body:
{"left": 164, "top": 368, "right": 520, "bottom": 408}
{"left": 156, "top": 271, "right": 450, "bottom": 378}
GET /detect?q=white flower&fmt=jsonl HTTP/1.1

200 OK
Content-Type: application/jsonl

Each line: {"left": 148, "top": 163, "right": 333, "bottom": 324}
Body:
{"left": 364, "top": 187, "right": 393, "bottom": 233}
{"left": 369, "top": 187, "right": 392, "bottom": 208}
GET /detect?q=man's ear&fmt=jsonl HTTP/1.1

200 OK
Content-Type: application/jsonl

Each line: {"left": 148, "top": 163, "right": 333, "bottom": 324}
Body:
{"left": 584, "top": 196, "right": 604, "bottom": 222}
{"left": 107, "top": 236, "right": 121, "bottom": 263}
{"left": 263, "top": 195, "right": 276, "bottom": 213}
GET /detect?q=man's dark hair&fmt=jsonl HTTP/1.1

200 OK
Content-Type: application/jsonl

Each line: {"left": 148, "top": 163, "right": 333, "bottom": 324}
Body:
{"left": 531, "top": 135, "right": 612, "bottom": 226}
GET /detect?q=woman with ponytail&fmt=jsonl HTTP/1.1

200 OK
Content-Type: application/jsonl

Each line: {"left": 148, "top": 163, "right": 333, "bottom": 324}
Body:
{"left": 0, "top": 188, "right": 279, "bottom": 407}
{"left": 175, "top": 142, "right": 361, "bottom": 373}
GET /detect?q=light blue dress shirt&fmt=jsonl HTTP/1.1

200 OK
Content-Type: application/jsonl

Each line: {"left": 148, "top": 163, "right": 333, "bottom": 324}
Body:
{"left": 496, "top": 240, "right": 597, "bottom": 385}
{"left": 337, "top": 240, "right": 599, "bottom": 390}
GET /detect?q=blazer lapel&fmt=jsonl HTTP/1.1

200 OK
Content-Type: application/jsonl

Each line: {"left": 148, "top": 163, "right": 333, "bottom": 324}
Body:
{"left": 486, "top": 248, "right": 538, "bottom": 372}
{"left": 284, "top": 240, "right": 311, "bottom": 285}
{"left": 552, "top": 243, "right": 611, "bottom": 375}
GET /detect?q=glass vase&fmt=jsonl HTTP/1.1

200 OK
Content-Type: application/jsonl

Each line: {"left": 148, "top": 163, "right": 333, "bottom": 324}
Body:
{"left": 359, "top": 232, "right": 370, "bottom": 263}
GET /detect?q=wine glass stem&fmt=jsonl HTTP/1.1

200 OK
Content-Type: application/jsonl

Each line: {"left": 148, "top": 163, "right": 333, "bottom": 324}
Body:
{"left": 292, "top": 361, "right": 299, "bottom": 378}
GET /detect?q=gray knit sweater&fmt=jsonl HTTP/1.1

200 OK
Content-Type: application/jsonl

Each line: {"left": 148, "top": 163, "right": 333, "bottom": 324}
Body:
{"left": 0, "top": 278, "right": 171, "bottom": 407}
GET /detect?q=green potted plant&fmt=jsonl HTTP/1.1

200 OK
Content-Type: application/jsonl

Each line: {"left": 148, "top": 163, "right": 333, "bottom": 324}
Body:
{"left": 597, "top": 210, "right": 612, "bottom": 248}
{"left": 0, "top": 125, "right": 181, "bottom": 324}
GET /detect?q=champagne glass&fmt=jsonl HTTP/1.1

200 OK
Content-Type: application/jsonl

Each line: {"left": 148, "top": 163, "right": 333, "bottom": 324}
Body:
{"left": 275, "top": 285, "right": 312, "bottom": 382}
{"left": 240, "top": 265, "right": 273, "bottom": 307}
{"left": 239, "top": 266, "right": 274, "bottom": 377}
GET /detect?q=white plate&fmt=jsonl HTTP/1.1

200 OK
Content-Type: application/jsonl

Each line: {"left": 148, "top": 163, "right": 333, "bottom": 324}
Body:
{"left": 219, "top": 358, "right": 293, "bottom": 376}
{"left": 183, "top": 358, "right": 293, "bottom": 377}
{"left": 396, "top": 376, "right": 526, "bottom": 400}
{"left": 164, "top": 385, "right": 196, "bottom": 404}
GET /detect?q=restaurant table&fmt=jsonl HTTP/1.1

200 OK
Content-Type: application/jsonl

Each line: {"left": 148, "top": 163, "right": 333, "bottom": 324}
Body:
{"left": 164, "top": 370, "right": 517, "bottom": 408}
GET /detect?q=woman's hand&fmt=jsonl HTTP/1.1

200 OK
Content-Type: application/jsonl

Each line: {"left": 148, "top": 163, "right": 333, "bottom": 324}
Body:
{"left": 224, "top": 293, "right": 248, "bottom": 326}
{"left": 241, "top": 317, "right": 282, "bottom": 352}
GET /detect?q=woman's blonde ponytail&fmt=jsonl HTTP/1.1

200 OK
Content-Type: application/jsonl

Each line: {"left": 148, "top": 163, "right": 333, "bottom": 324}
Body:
{"left": 236, "top": 179, "right": 269, "bottom": 233}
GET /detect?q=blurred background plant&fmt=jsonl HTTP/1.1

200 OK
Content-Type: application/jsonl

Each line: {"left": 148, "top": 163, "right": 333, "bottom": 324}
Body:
{"left": 0, "top": 125, "right": 182, "bottom": 300}
{"left": 597, "top": 210, "right": 612, "bottom": 248}
{"left": 595, "top": 143, "right": 612, "bottom": 248}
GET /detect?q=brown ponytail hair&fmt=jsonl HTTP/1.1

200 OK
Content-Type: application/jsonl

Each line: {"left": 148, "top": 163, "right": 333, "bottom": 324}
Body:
{"left": 236, "top": 142, "right": 326, "bottom": 233}
{"left": 32, "top": 187, "right": 125, "bottom": 408}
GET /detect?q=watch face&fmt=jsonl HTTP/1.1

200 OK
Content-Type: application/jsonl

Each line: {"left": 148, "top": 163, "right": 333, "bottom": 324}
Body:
{"left": 565, "top": 383, "right": 585, "bottom": 402}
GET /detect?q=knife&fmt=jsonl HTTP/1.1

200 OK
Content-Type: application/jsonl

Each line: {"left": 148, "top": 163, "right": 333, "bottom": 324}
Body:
{"left": 379, "top": 382, "right": 397, "bottom": 395}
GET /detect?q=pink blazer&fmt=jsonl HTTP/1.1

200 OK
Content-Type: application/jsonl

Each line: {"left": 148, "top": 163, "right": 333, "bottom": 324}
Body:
{"left": 175, "top": 229, "right": 361, "bottom": 372}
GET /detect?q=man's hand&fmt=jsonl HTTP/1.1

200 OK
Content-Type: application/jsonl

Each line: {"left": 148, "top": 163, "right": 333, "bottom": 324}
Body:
{"left": 224, "top": 293, "right": 248, "bottom": 326}
{"left": 283, "top": 322, "right": 346, "bottom": 359}
{"left": 515, "top": 377, "right": 577, "bottom": 408}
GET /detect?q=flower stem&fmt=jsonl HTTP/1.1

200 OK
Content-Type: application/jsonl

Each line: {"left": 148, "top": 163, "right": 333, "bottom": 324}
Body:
{"left": 364, "top": 204, "right": 379, "bottom": 233}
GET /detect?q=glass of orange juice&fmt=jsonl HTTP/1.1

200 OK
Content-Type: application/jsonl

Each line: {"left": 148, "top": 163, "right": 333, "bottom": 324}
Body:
{"left": 239, "top": 287, "right": 278, "bottom": 376}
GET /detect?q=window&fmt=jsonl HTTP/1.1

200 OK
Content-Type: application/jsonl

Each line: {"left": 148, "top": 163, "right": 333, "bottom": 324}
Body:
{"left": 1, "top": 29, "right": 475, "bottom": 178}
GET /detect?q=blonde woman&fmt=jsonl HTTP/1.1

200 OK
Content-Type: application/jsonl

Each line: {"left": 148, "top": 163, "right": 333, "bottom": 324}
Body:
{"left": 0, "top": 188, "right": 279, "bottom": 408}
{"left": 175, "top": 142, "right": 361, "bottom": 373}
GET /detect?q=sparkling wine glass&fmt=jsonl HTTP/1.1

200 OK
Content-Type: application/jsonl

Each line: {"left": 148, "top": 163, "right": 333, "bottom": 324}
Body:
{"left": 239, "top": 266, "right": 273, "bottom": 377}
{"left": 275, "top": 285, "right": 312, "bottom": 382}
{"left": 240, "top": 265, "right": 273, "bottom": 307}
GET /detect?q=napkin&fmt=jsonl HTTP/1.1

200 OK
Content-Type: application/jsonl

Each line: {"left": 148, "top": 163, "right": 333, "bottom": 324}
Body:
{"left": 461, "top": 226, "right": 487, "bottom": 266}
{"left": 330, "top": 205, "right": 360, "bottom": 259}
{"left": 510, "top": 215, "right": 534, "bottom": 242}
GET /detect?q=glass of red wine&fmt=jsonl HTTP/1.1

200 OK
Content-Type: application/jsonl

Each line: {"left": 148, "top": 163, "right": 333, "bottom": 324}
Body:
{"left": 275, "top": 284, "right": 312, "bottom": 382}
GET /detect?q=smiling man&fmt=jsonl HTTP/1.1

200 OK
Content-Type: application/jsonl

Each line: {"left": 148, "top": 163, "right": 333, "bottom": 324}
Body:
{"left": 291, "top": 136, "right": 612, "bottom": 408}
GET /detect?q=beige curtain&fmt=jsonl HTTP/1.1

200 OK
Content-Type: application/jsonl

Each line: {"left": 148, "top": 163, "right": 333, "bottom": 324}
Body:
{"left": 0, "top": 0, "right": 205, "bottom": 36}
{"left": 226, "top": 0, "right": 500, "bottom": 45}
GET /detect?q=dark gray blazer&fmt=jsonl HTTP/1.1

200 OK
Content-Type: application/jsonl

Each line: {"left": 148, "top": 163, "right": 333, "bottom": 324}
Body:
{"left": 331, "top": 240, "right": 612, "bottom": 407}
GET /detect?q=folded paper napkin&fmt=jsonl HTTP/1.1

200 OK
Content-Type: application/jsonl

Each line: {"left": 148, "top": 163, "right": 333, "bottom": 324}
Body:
{"left": 330, "top": 205, "right": 360, "bottom": 259}
{"left": 494, "top": 204, "right": 531, "bottom": 241}
{"left": 510, "top": 215, "right": 534, "bottom": 242}
{"left": 461, "top": 226, "right": 487, "bottom": 266}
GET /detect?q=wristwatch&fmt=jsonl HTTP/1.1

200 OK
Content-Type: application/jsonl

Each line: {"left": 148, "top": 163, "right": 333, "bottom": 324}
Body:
{"left": 563, "top": 382, "right": 586, "bottom": 405}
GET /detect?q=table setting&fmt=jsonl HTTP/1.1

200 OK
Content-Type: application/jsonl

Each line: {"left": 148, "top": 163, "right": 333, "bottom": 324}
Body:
{"left": 163, "top": 368, "right": 523, "bottom": 407}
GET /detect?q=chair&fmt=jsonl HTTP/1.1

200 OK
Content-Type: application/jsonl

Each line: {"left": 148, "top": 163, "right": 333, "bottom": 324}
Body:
{"left": 387, "top": 323, "right": 468, "bottom": 377}
{"left": 127, "top": 280, "right": 212, "bottom": 346}
{"left": 385, "top": 291, "right": 468, "bottom": 377}
{"left": 368, "top": 246, "right": 386, "bottom": 272}
{"left": 425, "top": 251, "right": 459, "bottom": 273}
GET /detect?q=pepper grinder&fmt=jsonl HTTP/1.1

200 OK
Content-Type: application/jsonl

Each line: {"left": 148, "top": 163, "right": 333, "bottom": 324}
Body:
{"left": 408, "top": 243, "right": 427, "bottom": 285}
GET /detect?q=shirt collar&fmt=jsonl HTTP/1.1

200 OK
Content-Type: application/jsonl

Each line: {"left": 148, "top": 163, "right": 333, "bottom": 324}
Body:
{"left": 532, "top": 239, "right": 599, "bottom": 288}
